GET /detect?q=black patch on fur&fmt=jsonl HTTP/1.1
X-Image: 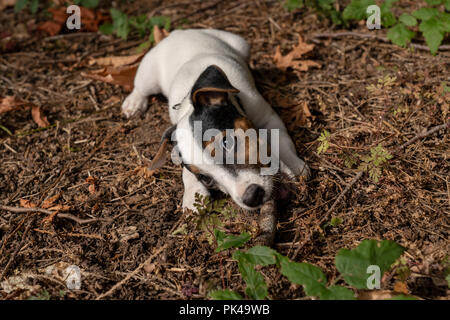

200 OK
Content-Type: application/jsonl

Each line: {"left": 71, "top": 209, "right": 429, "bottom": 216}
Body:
{"left": 191, "top": 65, "right": 239, "bottom": 106}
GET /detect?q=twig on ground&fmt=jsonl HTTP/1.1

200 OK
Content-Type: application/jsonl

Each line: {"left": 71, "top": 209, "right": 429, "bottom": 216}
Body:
{"left": 396, "top": 122, "right": 449, "bottom": 152}
{"left": 320, "top": 171, "right": 364, "bottom": 225}
{"left": 313, "top": 32, "right": 450, "bottom": 52}
{"left": 0, "top": 205, "right": 100, "bottom": 225}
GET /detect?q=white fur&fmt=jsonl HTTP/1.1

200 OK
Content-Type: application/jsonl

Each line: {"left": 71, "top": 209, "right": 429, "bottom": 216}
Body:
{"left": 122, "top": 29, "right": 310, "bottom": 211}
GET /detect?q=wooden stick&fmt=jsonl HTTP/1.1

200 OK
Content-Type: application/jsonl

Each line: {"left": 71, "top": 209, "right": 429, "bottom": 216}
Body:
{"left": 396, "top": 122, "right": 449, "bottom": 152}
{"left": 0, "top": 205, "right": 99, "bottom": 225}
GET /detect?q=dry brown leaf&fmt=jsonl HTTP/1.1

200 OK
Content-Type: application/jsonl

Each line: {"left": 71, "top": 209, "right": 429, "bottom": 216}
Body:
{"left": 19, "top": 199, "right": 37, "bottom": 208}
{"left": 266, "top": 90, "right": 295, "bottom": 108}
{"left": 133, "top": 166, "right": 155, "bottom": 180}
{"left": 38, "top": 20, "right": 63, "bottom": 37}
{"left": 2, "top": 97, "right": 50, "bottom": 128}
{"left": 81, "top": 64, "right": 138, "bottom": 92}
{"left": 274, "top": 34, "right": 320, "bottom": 72}
{"left": 38, "top": 6, "right": 109, "bottom": 36}
{"left": 41, "top": 193, "right": 61, "bottom": 209}
{"left": 42, "top": 211, "right": 59, "bottom": 224}
{"left": 88, "top": 184, "right": 96, "bottom": 195}
{"left": 85, "top": 176, "right": 97, "bottom": 184}
{"left": 393, "top": 281, "right": 409, "bottom": 295}
{"left": 0, "top": 96, "right": 25, "bottom": 114}
{"left": 88, "top": 53, "right": 144, "bottom": 67}
{"left": 31, "top": 105, "right": 50, "bottom": 128}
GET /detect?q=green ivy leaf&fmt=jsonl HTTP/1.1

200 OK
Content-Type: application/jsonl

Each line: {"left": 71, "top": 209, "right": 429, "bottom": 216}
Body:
{"left": 380, "top": 0, "right": 398, "bottom": 27}
{"left": 209, "top": 289, "right": 243, "bottom": 300}
{"left": 399, "top": 13, "right": 418, "bottom": 27}
{"left": 320, "top": 286, "right": 356, "bottom": 300}
{"left": 335, "top": 240, "right": 405, "bottom": 289}
{"left": 387, "top": 23, "right": 416, "bottom": 47}
{"left": 412, "top": 8, "right": 440, "bottom": 21}
{"left": 441, "top": 12, "right": 450, "bottom": 31}
{"left": 419, "top": 18, "right": 445, "bottom": 55}
{"left": 240, "top": 246, "right": 278, "bottom": 266}
{"left": 234, "top": 252, "right": 268, "bottom": 300}
{"left": 99, "top": 23, "right": 114, "bottom": 35}
{"left": 279, "top": 257, "right": 329, "bottom": 297}
{"left": 343, "top": 0, "right": 376, "bottom": 21}
{"left": 215, "top": 231, "right": 251, "bottom": 252}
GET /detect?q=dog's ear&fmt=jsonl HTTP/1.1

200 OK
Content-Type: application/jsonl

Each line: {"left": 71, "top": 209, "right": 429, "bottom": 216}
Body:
{"left": 191, "top": 65, "right": 239, "bottom": 107}
{"left": 148, "top": 125, "right": 177, "bottom": 170}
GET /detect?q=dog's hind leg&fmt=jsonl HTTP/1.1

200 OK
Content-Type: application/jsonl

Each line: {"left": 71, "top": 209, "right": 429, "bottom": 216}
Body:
{"left": 121, "top": 49, "right": 162, "bottom": 118}
{"left": 182, "top": 167, "right": 210, "bottom": 212}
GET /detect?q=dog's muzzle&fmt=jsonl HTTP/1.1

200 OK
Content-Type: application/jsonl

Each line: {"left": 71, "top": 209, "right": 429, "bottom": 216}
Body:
{"left": 242, "top": 184, "right": 265, "bottom": 208}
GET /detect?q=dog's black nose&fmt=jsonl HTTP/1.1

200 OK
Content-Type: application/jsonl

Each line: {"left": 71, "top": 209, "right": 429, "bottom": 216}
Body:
{"left": 242, "top": 184, "right": 265, "bottom": 208}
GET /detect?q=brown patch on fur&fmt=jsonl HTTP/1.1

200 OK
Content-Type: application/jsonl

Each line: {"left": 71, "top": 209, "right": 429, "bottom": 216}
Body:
{"left": 186, "top": 164, "right": 201, "bottom": 174}
{"left": 233, "top": 117, "right": 253, "bottom": 131}
{"left": 193, "top": 90, "right": 235, "bottom": 106}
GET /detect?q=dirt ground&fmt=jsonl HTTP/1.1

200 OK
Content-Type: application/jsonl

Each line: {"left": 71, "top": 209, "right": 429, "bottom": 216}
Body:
{"left": 0, "top": 0, "right": 449, "bottom": 300}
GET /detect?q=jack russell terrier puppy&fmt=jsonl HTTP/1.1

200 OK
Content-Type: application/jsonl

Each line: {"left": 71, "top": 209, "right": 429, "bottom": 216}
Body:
{"left": 122, "top": 29, "right": 310, "bottom": 212}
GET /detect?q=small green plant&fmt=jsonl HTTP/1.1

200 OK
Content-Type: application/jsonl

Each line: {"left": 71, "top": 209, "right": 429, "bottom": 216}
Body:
{"left": 316, "top": 129, "right": 331, "bottom": 155}
{"left": 284, "top": 0, "right": 450, "bottom": 55}
{"left": 99, "top": 8, "right": 171, "bottom": 42}
{"left": 28, "top": 289, "right": 50, "bottom": 300}
{"left": 340, "top": 151, "right": 359, "bottom": 169}
{"left": 210, "top": 238, "right": 412, "bottom": 300}
{"left": 73, "top": 0, "right": 99, "bottom": 8}
{"left": 358, "top": 144, "right": 393, "bottom": 182}
{"left": 14, "top": 0, "right": 39, "bottom": 14}
{"left": 190, "top": 193, "right": 235, "bottom": 244}
{"left": 284, "top": 0, "right": 343, "bottom": 25}
{"left": 366, "top": 75, "right": 397, "bottom": 94}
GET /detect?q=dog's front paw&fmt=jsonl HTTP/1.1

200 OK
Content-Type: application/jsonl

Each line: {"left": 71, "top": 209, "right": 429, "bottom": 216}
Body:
{"left": 121, "top": 90, "right": 148, "bottom": 118}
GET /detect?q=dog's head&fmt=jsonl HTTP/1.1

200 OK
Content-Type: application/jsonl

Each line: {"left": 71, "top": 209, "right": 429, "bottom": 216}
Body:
{"left": 150, "top": 65, "right": 282, "bottom": 210}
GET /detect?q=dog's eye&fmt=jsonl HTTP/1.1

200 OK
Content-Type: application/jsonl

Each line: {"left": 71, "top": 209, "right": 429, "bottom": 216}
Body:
{"left": 198, "top": 174, "right": 215, "bottom": 188}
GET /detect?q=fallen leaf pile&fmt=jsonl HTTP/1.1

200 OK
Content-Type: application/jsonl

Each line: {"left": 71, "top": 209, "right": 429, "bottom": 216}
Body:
{"left": 0, "top": 96, "right": 49, "bottom": 128}
{"left": 38, "top": 6, "right": 109, "bottom": 36}
{"left": 82, "top": 26, "right": 168, "bottom": 91}
{"left": 274, "top": 34, "right": 320, "bottom": 72}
